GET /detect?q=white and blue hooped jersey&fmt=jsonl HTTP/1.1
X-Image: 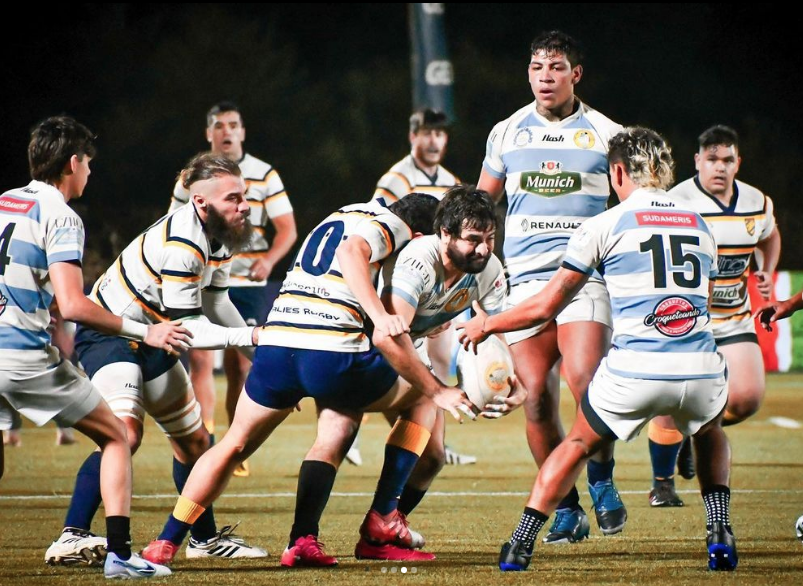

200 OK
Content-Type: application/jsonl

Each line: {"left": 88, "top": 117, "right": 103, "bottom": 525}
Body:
{"left": 380, "top": 235, "right": 506, "bottom": 341}
{"left": 90, "top": 202, "right": 232, "bottom": 323}
{"left": 482, "top": 100, "right": 622, "bottom": 286}
{"left": 260, "top": 201, "right": 413, "bottom": 352}
{"left": 0, "top": 181, "right": 84, "bottom": 369}
{"left": 670, "top": 177, "right": 775, "bottom": 334}
{"left": 562, "top": 188, "right": 723, "bottom": 381}
{"left": 170, "top": 153, "right": 293, "bottom": 287}
{"left": 372, "top": 155, "right": 459, "bottom": 205}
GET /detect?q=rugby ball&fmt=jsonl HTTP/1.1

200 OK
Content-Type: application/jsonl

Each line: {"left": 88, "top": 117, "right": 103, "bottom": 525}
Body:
{"left": 796, "top": 514, "right": 803, "bottom": 543}
{"left": 456, "top": 336, "right": 515, "bottom": 410}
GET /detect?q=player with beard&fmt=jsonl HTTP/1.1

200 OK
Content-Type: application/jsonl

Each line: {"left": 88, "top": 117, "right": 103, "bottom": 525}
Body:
{"left": 281, "top": 185, "right": 522, "bottom": 565}
{"left": 169, "top": 102, "right": 297, "bottom": 478}
{"left": 47, "top": 153, "right": 268, "bottom": 567}
{"left": 346, "top": 109, "right": 473, "bottom": 471}
{"left": 141, "top": 187, "right": 520, "bottom": 567}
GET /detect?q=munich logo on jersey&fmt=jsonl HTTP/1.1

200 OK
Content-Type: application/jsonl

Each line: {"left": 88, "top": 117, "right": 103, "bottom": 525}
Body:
{"left": 520, "top": 168, "right": 581, "bottom": 197}
{"left": 0, "top": 294, "right": 7, "bottom": 316}
{"left": 514, "top": 128, "right": 533, "bottom": 147}
{"left": 573, "top": 130, "right": 595, "bottom": 149}
{"left": 643, "top": 296, "right": 701, "bottom": 337}
{"left": 0, "top": 196, "right": 36, "bottom": 215}
{"left": 635, "top": 212, "right": 698, "bottom": 227}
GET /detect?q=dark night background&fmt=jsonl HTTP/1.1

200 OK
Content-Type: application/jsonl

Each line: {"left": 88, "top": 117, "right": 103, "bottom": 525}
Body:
{"left": 3, "top": 4, "right": 801, "bottom": 277}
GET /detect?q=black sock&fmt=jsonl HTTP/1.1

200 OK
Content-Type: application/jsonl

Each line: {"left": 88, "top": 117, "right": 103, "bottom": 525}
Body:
{"left": 289, "top": 460, "right": 337, "bottom": 545}
{"left": 556, "top": 485, "right": 581, "bottom": 511}
{"left": 398, "top": 486, "right": 428, "bottom": 516}
{"left": 702, "top": 485, "right": 731, "bottom": 527}
{"left": 106, "top": 516, "right": 132, "bottom": 560}
{"left": 511, "top": 507, "right": 549, "bottom": 551}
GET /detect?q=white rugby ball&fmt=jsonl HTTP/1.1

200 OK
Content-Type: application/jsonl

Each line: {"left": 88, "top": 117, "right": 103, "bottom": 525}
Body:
{"left": 456, "top": 336, "right": 515, "bottom": 410}
{"left": 796, "top": 514, "right": 803, "bottom": 543}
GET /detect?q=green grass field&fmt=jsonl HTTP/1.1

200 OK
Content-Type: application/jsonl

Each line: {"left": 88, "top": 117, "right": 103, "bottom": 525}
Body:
{"left": 2, "top": 373, "right": 802, "bottom": 584}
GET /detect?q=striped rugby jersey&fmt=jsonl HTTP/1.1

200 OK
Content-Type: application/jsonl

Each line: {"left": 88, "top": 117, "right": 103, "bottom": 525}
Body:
{"left": 90, "top": 202, "right": 232, "bottom": 323}
{"left": 170, "top": 153, "right": 292, "bottom": 287}
{"left": 260, "top": 201, "right": 412, "bottom": 352}
{"left": 482, "top": 100, "right": 622, "bottom": 286}
{"left": 563, "top": 188, "right": 724, "bottom": 380}
{"left": 670, "top": 177, "right": 775, "bottom": 332}
{"left": 372, "top": 154, "right": 459, "bottom": 205}
{"left": 0, "top": 181, "right": 85, "bottom": 369}
{"left": 381, "top": 235, "right": 506, "bottom": 340}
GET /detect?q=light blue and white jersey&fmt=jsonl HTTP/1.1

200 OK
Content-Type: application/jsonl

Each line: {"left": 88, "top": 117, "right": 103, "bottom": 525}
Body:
{"left": 380, "top": 235, "right": 506, "bottom": 341}
{"left": 260, "top": 201, "right": 413, "bottom": 352}
{"left": 562, "top": 188, "right": 724, "bottom": 381}
{"left": 482, "top": 100, "right": 622, "bottom": 286}
{"left": 0, "top": 181, "right": 84, "bottom": 369}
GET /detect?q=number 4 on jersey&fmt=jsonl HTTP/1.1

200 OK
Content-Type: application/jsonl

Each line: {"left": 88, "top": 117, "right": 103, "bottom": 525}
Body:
{"left": 0, "top": 223, "right": 16, "bottom": 275}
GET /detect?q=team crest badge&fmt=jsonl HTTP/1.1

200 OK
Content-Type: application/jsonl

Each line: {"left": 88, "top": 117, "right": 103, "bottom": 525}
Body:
{"left": 573, "top": 130, "right": 595, "bottom": 149}
{"left": 445, "top": 289, "right": 470, "bottom": 312}
{"left": 540, "top": 160, "right": 562, "bottom": 175}
{"left": 643, "top": 296, "right": 702, "bottom": 337}
{"left": 745, "top": 218, "right": 755, "bottom": 236}
{"left": 0, "top": 294, "right": 7, "bottom": 317}
{"left": 514, "top": 128, "right": 533, "bottom": 147}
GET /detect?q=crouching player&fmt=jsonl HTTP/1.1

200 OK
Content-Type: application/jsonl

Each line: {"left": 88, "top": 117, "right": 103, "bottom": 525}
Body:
{"left": 47, "top": 153, "right": 266, "bottom": 568}
{"left": 459, "top": 128, "right": 738, "bottom": 571}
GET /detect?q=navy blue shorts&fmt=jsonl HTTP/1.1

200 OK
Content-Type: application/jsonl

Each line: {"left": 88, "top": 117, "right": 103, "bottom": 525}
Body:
{"left": 229, "top": 286, "right": 272, "bottom": 326}
{"left": 245, "top": 345, "right": 398, "bottom": 410}
{"left": 74, "top": 325, "right": 179, "bottom": 381}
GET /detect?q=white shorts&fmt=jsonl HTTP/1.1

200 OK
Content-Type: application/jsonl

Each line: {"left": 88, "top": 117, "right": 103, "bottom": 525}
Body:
{"left": 583, "top": 359, "right": 728, "bottom": 442}
{"left": 505, "top": 280, "right": 612, "bottom": 345}
{"left": 0, "top": 356, "right": 102, "bottom": 430}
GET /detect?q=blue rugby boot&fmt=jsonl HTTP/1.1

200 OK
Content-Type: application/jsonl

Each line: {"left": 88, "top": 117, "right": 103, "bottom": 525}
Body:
{"left": 498, "top": 539, "right": 532, "bottom": 571}
{"left": 707, "top": 522, "right": 738, "bottom": 571}
{"left": 589, "top": 480, "right": 627, "bottom": 535}
{"left": 542, "top": 508, "right": 590, "bottom": 544}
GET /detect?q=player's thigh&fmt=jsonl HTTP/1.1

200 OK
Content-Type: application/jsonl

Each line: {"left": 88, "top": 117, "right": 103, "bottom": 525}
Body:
{"left": 425, "top": 324, "right": 455, "bottom": 380}
{"left": 143, "top": 362, "right": 204, "bottom": 441}
{"left": 509, "top": 323, "right": 561, "bottom": 396}
{"left": 220, "top": 389, "right": 294, "bottom": 458}
{"left": 718, "top": 341, "right": 765, "bottom": 406}
{"left": 188, "top": 349, "right": 215, "bottom": 377}
{"left": 308, "top": 406, "right": 363, "bottom": 463}
{"left": 674, "top": 374, "right": 728, "bottom": 436}
{"left": 557, "top": 320, "right": 611, "bottom": 402}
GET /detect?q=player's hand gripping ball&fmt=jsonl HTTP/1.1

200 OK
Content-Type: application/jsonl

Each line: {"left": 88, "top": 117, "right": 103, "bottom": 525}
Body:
{"left": 456, "top": 336, "right": 514, "bottom": 411}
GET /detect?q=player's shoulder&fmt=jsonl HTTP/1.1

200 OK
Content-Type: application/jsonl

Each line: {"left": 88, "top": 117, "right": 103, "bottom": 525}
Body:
{"left": 396, "top": 233, "right": 439, "bottom": 262}
{"left": 667, "top": 177, "right": 699, "bottom": 199}
{"left": 7, "top": 181, "right": 76, "bottom": 221}
{"left": 239, "top": 153, "right": 274, "bottom": 180}
{"left": 733, "top": 179, "right": 768, "bottom": 210}
{"left": 578, "top": 101, "right": 623, "bottom": 143}
{"left": 489, "top": 103, "right": 535, "bottom": 138}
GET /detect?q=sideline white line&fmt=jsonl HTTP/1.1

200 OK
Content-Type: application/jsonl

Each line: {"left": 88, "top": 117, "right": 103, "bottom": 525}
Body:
{"left": 2, "top": 488, "right": 803, "bottom": 501}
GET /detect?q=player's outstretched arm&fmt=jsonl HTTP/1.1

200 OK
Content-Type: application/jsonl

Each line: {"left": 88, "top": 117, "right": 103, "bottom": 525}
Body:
{"left": 248, "top": 212, "right": 297, "bottom": 281}
{"left": 755, "top": 290, "right": 803, "bottom": 332}
{"left": 458, "top": 268, "right": 587, "bottom": 350}
{"left": 49, "top": 261, "right": 191, "bottom": 353}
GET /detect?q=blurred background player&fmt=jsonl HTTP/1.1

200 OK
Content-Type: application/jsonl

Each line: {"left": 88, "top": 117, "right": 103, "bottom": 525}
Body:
{"left": 646, "top": 125, "right": 781, "bottom": 507}
{"left": 47, "top": 154, "right": 266, "bottom": 567}
{"left": 461, "top": 127, "right": 736, "bottom": 572}
{"left": 169, "top": 101, "right": 297, "bottom": 477}
{"left": 476, "top": 30, "right": 625, "bottom": 542}
{"left": 3, "top": 115, "right": 181, "bottom": 578}
{"left": 349, "top": 108, "right": 474, "bottom": 468}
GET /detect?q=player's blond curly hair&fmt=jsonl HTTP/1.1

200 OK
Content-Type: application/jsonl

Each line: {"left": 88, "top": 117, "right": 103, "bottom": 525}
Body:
{"left": 608, "top": 127, "right": 674, "bottom": 190}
